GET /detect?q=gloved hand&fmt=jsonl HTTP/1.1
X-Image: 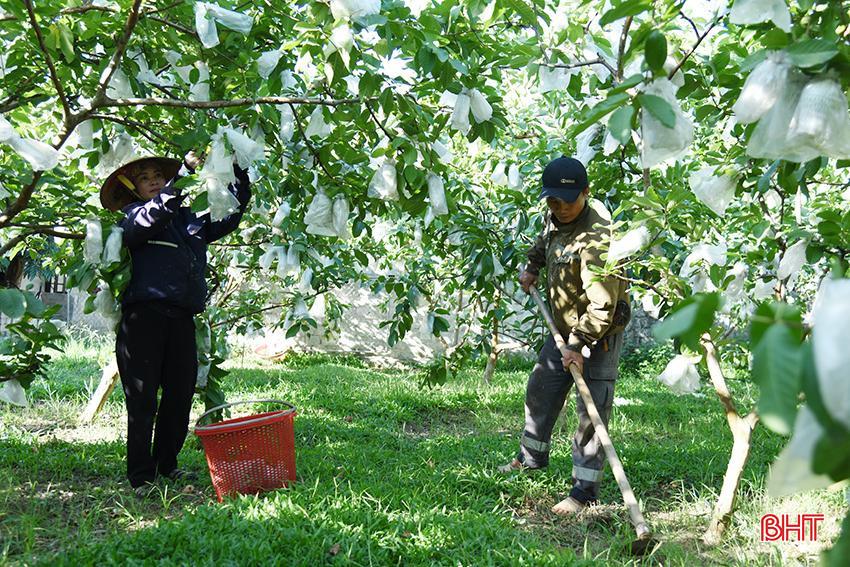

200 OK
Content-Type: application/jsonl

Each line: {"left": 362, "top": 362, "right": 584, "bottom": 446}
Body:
{"left": 519, "top": 270, "right": 538, "bottom": 294}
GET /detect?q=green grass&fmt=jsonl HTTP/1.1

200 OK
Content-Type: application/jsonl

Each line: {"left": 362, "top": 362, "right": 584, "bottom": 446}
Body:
{"left": 0, "top": 343, "right": 846, "bottom": 566}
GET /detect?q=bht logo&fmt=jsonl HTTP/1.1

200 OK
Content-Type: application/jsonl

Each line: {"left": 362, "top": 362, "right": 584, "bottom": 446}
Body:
{"left": 760, "top": 513, "right": 825, "bottom": 542}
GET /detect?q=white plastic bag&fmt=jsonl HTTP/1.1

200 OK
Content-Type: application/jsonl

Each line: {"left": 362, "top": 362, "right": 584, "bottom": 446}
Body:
{"left": 490, "top": 162, "right": 508, "bottom": 186}
{"left": 730, "top": 0, "right": 791, "bottom": 32}
{"left": 368, "top": 159, "right": 399, "bottom": 201}
{"left": 608, "top": 226, "right": 650, "bottom": 262}
{"left": 0, "top": 115, "right": 14, "bottom": 142}
{"left": 811, "top": 278, "right": 850, "bottom": 428}
{"left": 84, "top": 219, "right": 103, "bottom": 265}
{"left": 450, "top": 91, "right": 471, "bottom": 135}
{"left": 333, "top": 196, "right": 351, "bottom": 239}
{"left": 787, "top": 77, "right": 850, "bottom": 159}
{"left": 468, "top": 89, "right": 492, "bottom": 123}
{"left": 96, "top": 132, "right": 136, "bottom": 177}
{"left": 223, "top": 127, "right": 264, "bottom": 168}
{"left": 201, "top": 134, "right": 240, "bottom": 222}
{"left": 746, "top": 71, "right": 821, "bottom": 162}
{"left": 298, "top": 267, "right": 314, "bottom": 293}
{"left": 432, "top": 139, "right": 451, "bottom": 162}
{"left": 304, "top": 107, "right": 332, "bottom": 138}
{"left": 189, "top": 62, "right": 210, "bottom": 102}
{"left": 279, "top": 105, "right": 295, "bottom": 142}
{"left": 324, "top": 24, "right": 354, "bottom": 67}
{"left": 688, "top": 167, "right": 738, "bottom": 216}
{"left": 0, "top": 379, "right": 28, "bottom": 407}
{"left": 538, "top": 66, "right": 570, "bottom": 94}
{"left": 641, "top": 78, "right": 694, "bottom": 168}
{"left": 753, "top": 278, "right": 777, "bottom": 299}
{"left": 724, "top": 262, "right": 748, "bottom": 303}
{"left": 304, "top": 191, "right": 336, "bottom": 236}
{"left": 427, "top": 173, "right": 448, "bottom": 216}
{"left": 257, "top": 49, "right": 282, "bottom": 79}
{"left": 272, "top": 202, "right": 291, "bottom": 227}
{"left": 195, "top": 2, "right": 253, "bottom": 48}
{"left": 7, "top": 137, "right": 60, "bottom": 171}
{"left": 575, "top": 124, "right": 599, "bottom": 166}
{"left": 207, "top": 3, "right": 252, "bottom": 33}
{"left": 259, "top": 245, "right": 283, "bottom": 271}
{"left": 507, "top": 164, "right": 522, "bottom": 190}
{"left": 732, "top": 52, "right": 791, "bottom": 124}
{"left": 330, "top": 0, "right": 381, "bottom": 21}
{"left": 767, "top": 406, "right": 833, "bottom": 497}
{"left": 106, "top": 68, "right": 134, "bottom": 99}
{"left": 277, "top": 245, "right": 300, "bottom": 278}
{"left": 94, "top": 287, "right": 120, "bottom": 326}
{"left": 777, "top": 240, "right": 807, "bottom": 281}
{"left": 194, "top": 2, "right": 219, "bottom": 48}
{"left": 657, "top": 354, "right": 701, "bottom": 395}
{"left": 0, "top": 182, "right": 9, "bottom": 199}
{"left": 602, "top": 130, "right": 619, "bottom": 156}
{"left": 102, "top": 226, "right": 123, "bottom": 266}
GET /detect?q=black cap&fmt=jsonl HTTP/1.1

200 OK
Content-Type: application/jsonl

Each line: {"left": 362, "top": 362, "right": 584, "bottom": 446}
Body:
{"left": 540, "top": 156, "right": 588, "bottom": 202}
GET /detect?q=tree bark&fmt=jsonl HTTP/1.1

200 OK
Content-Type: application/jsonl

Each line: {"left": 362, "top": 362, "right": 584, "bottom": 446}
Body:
{"left": 701, "top": 334, "right": 759, "bottom": 545}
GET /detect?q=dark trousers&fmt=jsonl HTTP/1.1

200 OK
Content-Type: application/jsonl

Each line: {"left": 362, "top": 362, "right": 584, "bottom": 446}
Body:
{"left": 516, "top": 332, "right": 622, "bottom": 503}
{"left": 116, "top": 303, "right": 198, "bottom": 487}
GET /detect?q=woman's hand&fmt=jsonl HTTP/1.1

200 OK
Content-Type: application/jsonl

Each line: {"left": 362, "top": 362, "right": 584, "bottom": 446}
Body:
{"left": 184, "top": 150, "right": 204, "bottom": 171}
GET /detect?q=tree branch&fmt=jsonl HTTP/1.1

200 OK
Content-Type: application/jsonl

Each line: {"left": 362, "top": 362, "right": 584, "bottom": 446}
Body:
{"left": 668, "top": 15, "right": 722, "bottom": 79}
{"left": 287, "top": 103, "right": 336, "bottom": 182}
{"left": 0, "top": 227, "right": 82, "bottom": 256}
{"left": 23, "top": 0, "right": 71, "bottom": 121}
{"left": 679, "top": 11, "right": 701, "bottom": 40}
{"left": 101, "top": 95, "right": 363, "bottom": 109}
{"left": 92, "top": 0, "right": 144, "bottom": 107}
{"left": 88, "top": 113, "right": 181, "bottom": 149}
{"left": 616, "top": 16, "right": 633, "bottom": 81}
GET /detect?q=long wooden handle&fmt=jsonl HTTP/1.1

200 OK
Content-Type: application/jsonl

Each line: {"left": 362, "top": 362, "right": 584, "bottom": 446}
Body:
{"left": 530, "top": 287, "right": 651, "bottom": 540}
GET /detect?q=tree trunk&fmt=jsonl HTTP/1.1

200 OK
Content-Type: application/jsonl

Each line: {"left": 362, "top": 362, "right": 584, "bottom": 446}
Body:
{"left": 704, "top": 411, "right": 758, "bottom": 545}
{"left": 701, "top": 334, "right": 759, "bottom": 545}
{"left": 482, "top": 315, "right": 499, "bottom": 384}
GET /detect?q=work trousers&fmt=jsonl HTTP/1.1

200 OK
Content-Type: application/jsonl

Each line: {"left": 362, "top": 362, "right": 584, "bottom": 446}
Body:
{"left": 516, "top": 332, "right": 622, "bottom": 503}
{"left": 116, "top": 302, "right": 198, "bottom": 487}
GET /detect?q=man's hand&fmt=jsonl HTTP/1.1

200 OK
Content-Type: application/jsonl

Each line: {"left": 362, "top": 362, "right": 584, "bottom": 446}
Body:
{"left": 184, "top": 150, "right": 204, "bottom": 171}
{"left": 519, "top": 270, "right": 538, "bottom": 294}
{"left": 562, "top": 349, "right": 583, "bottom": 376}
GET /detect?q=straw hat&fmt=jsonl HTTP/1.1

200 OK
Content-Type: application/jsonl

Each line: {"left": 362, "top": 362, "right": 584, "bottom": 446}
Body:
{"left": 99, "top": 156, "right": 181, "bottom": 211}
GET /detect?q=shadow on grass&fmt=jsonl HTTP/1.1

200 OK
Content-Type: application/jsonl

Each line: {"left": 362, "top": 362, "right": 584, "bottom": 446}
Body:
{"left": 3, "top": 355, "right": 792, "bottom": 566}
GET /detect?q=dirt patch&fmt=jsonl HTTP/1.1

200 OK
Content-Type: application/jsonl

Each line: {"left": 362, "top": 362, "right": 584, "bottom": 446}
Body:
{"left": 401, "top": 408, "right": 478, "bottom": 438}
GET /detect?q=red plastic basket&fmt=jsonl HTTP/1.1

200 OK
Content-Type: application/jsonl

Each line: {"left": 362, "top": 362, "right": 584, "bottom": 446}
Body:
{"left": 194, "top": 400, "right": 296, "bottom": 501}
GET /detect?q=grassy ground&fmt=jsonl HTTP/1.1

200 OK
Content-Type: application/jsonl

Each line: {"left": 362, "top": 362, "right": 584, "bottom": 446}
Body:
{"left": 0, "top": 337, "right": 846, "bottom": 566}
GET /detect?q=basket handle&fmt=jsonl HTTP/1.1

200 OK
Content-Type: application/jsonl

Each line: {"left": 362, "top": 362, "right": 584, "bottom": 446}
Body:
{"left": 194, "top": 399, "right": 296, "bottom": 431}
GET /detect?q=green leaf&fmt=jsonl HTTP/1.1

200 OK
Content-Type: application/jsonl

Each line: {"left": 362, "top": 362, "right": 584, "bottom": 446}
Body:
{"left": 599, "top": 0, "right": 652, "bottom": 27}
{"left": 608, "top": 105, "right": 634, "bottom": 144}
{"left": 750, "top": 302, "right": 802, "bottom": 349}
{"left": 639, "top": 94, "right": 676, "bottom": 129}
{"left": 752, "top": 324, "right": 802, "bottom": 435}
{"left": 644, "top": 30, "right": 667, "bottom": 71}
{"left": 58, "top": 24, "right": 75, "bottom": 63}
{"left": 0, "top": 289, "right": 27, "bottom": 321}
{"left": 785, "top": 39, "right": 839, "bottom": 68}
{"left": 653, "top": 293, "right": 721, "bottom": 350}
{"left": 567, "top": 92, "right": 631, "bottom": 138}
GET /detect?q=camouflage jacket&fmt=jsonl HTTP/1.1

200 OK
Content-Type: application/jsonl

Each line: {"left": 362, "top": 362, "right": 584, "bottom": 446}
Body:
{"left": 526, "top": 200, "right": 629, "bottom": 351}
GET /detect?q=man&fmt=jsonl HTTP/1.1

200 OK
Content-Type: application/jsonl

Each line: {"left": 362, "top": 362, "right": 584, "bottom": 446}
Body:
{"left": 500, "top": 156, "right": 630, "bottom": 516}
{"left": 100, "top": 151, "right": 252, "bottom": 497}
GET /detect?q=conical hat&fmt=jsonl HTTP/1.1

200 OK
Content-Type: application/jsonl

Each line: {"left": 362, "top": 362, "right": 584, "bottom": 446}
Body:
{"left": 99, "top": 156, "right": 181, "bottom": 211}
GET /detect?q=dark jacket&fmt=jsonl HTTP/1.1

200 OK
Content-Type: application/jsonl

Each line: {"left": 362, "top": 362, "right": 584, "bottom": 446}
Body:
{"left": 119, "top": 164, "right": 251, "bottom": 314}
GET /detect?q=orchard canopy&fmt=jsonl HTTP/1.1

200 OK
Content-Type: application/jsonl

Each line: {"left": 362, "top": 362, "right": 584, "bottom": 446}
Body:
{"left": 1, "top": 0, "right": 850, "bottom": 538}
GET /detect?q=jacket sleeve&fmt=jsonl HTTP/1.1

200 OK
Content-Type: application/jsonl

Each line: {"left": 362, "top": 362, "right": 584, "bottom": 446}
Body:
{"left": 203, "top": 164, "right": 252, "bottom": 243}
{"left": 567, "top": 230, "right": 620, "bottom": 351}
{"left": 119, "top": 175, "right": 188, "bottom": 248}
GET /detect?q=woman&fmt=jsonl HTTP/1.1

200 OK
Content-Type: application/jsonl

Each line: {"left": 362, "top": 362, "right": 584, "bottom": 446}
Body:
{"left": 99, "top": 151, "right": 251, "bottom": 496}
